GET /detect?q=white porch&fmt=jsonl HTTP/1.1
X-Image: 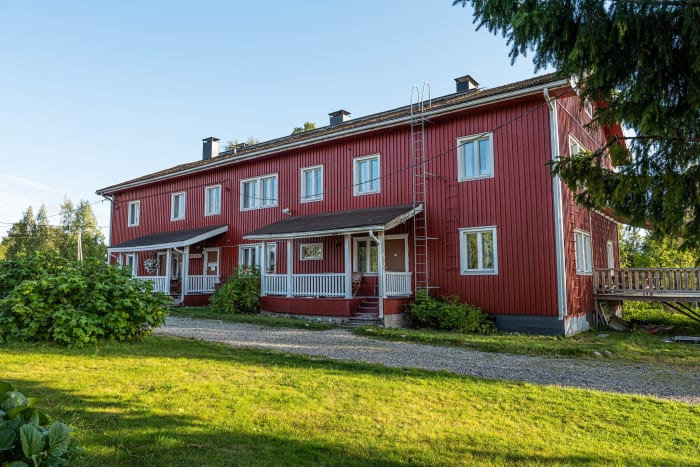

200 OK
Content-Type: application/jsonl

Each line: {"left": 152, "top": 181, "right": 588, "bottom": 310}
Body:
{"left": 137, "top": 274, "right": 220, "bottom": 294}
{"left": 262, "top": 272, "right": 412, "bottom": 298}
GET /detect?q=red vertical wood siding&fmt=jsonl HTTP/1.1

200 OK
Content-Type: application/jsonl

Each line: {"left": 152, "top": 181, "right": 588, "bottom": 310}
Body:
{"left": 108, "top": 89, "right": 612, "bottom": 318}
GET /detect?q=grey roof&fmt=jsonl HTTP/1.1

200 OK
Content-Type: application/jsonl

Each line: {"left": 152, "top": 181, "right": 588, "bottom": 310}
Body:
{"left": 108, "top": 225, "right": 228, "bottom": 252}
{"left": 244, "top": 204, "right": 419, "bottom": 240}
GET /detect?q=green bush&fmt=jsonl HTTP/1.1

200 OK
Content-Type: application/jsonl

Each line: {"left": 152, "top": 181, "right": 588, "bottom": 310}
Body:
{"left": 405, "top": 295, "right": 495, "bottom": 333}
{"left": 0, "top": 252, "right": 171, "bottom": 347}
{"left": 0, "top": 380, "right": 82, "bottom": 466}
{"left": 210, "top": 267, "right": 261, "bottom": 315}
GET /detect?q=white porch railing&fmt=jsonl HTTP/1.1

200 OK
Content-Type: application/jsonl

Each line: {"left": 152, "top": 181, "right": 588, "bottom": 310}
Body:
{"left": 262, "top": 272, "right": 412, "bottom": 297}
{"left": 136, "top": 276, "right": 168, "bottom": 293}
{"left": 188, "top": 275, "right": 220, "bottom": 293}
{"left": 594, "top": 268, "right": 700, "bottom": 296}
{"left": 385, "top": 272, "right": 412, "bottom": 297}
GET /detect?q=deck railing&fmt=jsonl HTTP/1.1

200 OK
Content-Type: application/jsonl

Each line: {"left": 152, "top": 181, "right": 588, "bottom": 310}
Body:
{"left": 262, "top": 272, "right": 413, "bottom": 297}
{"left": 188, "top": 275, "right": 220, "bottom": 293}
{"left": 594, "top": 268, "right": 700, "bottom": 296}
{"left": 136, "top": 276, "right": 168, "bottom": 293}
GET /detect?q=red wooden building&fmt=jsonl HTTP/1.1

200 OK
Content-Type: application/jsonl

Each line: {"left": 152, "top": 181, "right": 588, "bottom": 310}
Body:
{"left": 96, "top": 73, "right": 620, "bottom": 335}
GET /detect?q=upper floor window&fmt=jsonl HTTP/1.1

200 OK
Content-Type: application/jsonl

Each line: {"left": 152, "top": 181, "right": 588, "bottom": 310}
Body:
{"left": 353, "top": 154, "right": 380, "bottom": 195}
{"left": 205, "top": 185, "right": 221, "bottom": 216}
{"left": 457, "top": 133, "right": 493, "bottom": 181}
{"left": 459, "top": 226, "right": 498, "bottom": 275}
{"left": 300, "top": 243, "right": 323, "bottom": 260}
{"left": 569, "top": 135, "right": 586, "bottom": 156}
{"left": 301, "top": 165, "right": 323, "bottom": 202}
{"left": 127, "top": 200, "right": 140, "bottom": 227}
{"left": 575, "top": 230, "right": 592, "bottom": 275}
{"left": 171, "top": 192, "right": 186, "bottom": 221}
{"left": 241, "top": 174, "right": 278, "bottom": 210}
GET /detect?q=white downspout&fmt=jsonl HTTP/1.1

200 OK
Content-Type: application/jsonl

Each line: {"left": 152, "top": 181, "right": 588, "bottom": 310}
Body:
{"left": 260, "top": 240, "right": 267, "bottom": 297}
{"left": 344, "top": 234, "right": 352, "bottom": 299}
{"left": 544, "top": 88, "right": 568, "bottom": 320}
{"left": 165, "top": 249, "right": 172, "bottom": 296}
{"left": 368, "top": 230, "right": 384, "bottom": 320}
{"left": 286, "top": 239, "right": 293, "bottom": 298}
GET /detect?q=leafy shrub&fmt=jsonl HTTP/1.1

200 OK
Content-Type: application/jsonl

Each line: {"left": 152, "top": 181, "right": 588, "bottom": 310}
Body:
{"left": 0, "top": 380, "right": 82, "bottom": 466}
{"left": 404, "top": 295, "right": 495, "bottom": 333}
{"left": 210, "top": 267, "right": 261, "bottom": 314}
{"left": 0, "top": 252, "right": 171, "bottom": 347}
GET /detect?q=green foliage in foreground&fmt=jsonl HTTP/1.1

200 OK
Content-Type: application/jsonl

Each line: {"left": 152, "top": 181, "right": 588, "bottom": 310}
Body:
{"left": 2, "top": 337, "right": 698, "bottom": 466}
{"left": 0, "top": 381, "right": 82, "bottom": 466}
{"left": 405, "top": 294, "right": 495, "bottom": 333}
{"left": 209, "top": 267, "right": 260, "bottom": 315}
{"left": 0, "top": 253, "right": 170, "bottom": 347}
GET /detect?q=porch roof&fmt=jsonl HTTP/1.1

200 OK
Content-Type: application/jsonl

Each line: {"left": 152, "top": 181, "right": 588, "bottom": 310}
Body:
{"left": 243, "top": 204, "right": 421, "bottom": 240}
{"left": 108, "top": 225, "right": 228, "bottom": 253}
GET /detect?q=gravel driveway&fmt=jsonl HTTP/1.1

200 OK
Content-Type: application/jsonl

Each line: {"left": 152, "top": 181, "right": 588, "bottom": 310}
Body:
{"left": 157, "top": 316, "right": 699, "bottom": 405}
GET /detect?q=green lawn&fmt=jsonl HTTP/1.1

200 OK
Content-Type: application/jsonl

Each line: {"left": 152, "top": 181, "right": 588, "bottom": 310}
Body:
{"left": 3, "top": 337, "right": 699, "bottom": 466}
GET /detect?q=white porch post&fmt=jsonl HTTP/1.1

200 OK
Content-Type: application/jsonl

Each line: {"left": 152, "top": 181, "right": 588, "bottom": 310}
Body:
{"left": 165, "top": 248, "right": 172, "bottom": 295}
{"left": 118, "top": 253, "right": 123, "bottom": 267}
{"left": 181, "top": 246, "right": 190, "bottom": 303}
{"left": 369, "top": 230, "right": 385, "bottom": 319}
{"left": 344, "top": 234, "right": 352, "bottom": 299}
{"left": 261, "top": 240, "right": 268, "bottom": 297}
{"left": 286, "top": 239, "right": 293, "bottom": 297}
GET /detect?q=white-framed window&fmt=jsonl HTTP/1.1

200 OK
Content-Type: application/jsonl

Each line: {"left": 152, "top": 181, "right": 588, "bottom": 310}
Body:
{"left": 353, "top": 238, "right": 379, "bottom": 273}
{"left": 457, "top": 133, "right": 493, "bottom": 181}
{"left": 127, "top": 200, "right": 140, "bottom": 227}
{"left": 301, "top": 165, "right": 323, "bottom": 202}
{"left": 575, "top": 230, "right": 593, "bottom": 275}
{"left": 606, "top": 240, "right": 615, "bottom": 269}
{"left": 171, "top": 192, "right": 186, "bottom": 221}
{"left": 239, "top": 243, "right": 277, "bottom": 273}
{"left": 353, "top": 154, "right": 380, "bottom": 195}
{"left": 584, "top": 99, "right": 594, "bottom": 119}
{"left": 569, "top": 135, "right": 586, "bottom": 156}
{"left": 124, "top": 253, "right": 137, "bottom": 276}
{"left": 459, "top": 226, "right": 498, "bottom": 275}
{"left": 205, "top": 185, "right": 221, "bottom": 216}
{"left": 241, "top": 174, "right": 278, "bottom": 210}
{"left": 300, "top": 243, "right": 323, "bottom": 260}
{"left": 203, "top": 248, "right": 220, "bottom": 276}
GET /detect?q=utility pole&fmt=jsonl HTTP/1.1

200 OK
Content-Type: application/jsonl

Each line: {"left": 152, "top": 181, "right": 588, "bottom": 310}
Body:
{"left": 77, "top": 229, "right": 83, "bottom": 261}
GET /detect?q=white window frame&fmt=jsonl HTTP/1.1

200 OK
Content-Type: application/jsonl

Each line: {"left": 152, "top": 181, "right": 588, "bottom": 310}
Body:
{"left": 584, "top": 99, "right": 594, "bottom": 119}
{"left": 575, "top": 230, "right": 593, "bottom": 275}
{"left": 240, "top": 174, "right": 278, "bottom": 211}
{"left": 171, "top": 192, "right": 186, "bottom": 221}
{"left": 239, "top": 243, "right": 277, "bottom": 273}
{"left": 127, "top": 200, "right": 140, "bottom": 227}
{"left": 124, "top": 253, "right": 137, "bottom": 276}
{"left": 204, "top": 185, "right": 222, "bottom": 216}
{"left": 457, "top": 132, "right": 494, "bottom": 181}
{"left": 203, "top": 248, "right": 220, "bottom": 276}
{"left": 352, "top": 234, "right": 407, "bottom": 274}
{"left": 300, "top": 165, "right": 323, "bottom": 202}
{"left": 300, "top": 243, "right": 323, "bottom": 261}
{"left": 569, "top": 135, "right": 586, "bottom": 156}
{"left": 459, "top": 226, "right": 498, "bottom": 275}
{"left": 353, "top": 154, "right": 381, "bottom": 195}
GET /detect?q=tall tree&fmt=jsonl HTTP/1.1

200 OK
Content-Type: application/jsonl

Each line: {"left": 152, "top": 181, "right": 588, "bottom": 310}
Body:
{"left": 455, "top": 1, "right": 700, "bottom": 247}
{"left": 57, "top": 198, "right": 106, "bottom": 261}
{"left": 2, "top": 205, "right": 58, "bottom": 259}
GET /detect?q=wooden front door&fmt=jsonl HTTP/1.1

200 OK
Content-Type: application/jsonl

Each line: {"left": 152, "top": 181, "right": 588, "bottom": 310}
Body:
{"left": 385, "top": 238, "right": 407, "bottom": 272}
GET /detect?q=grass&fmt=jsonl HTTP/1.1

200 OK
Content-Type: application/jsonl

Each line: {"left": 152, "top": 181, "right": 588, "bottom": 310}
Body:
{"left": 169, "top": 306, "right": 337, "bottom": 330}
{"left": 3, "top": 336, "right": 699, "bottom": 466}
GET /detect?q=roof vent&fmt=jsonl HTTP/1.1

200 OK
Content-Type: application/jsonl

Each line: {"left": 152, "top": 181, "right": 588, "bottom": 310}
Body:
{"left": 329, "top": 109, "right": 351, "bottom": 126}
{"left": 455, "top": 75, "right": 479, "bottom": 93}
{"left": 202, "top": 137, "right": 220, "bottom": 160}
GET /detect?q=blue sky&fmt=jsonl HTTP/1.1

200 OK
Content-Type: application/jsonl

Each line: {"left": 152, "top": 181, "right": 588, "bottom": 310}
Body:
{"left": 0, "top": 1, "right": 545, "bottom": 239}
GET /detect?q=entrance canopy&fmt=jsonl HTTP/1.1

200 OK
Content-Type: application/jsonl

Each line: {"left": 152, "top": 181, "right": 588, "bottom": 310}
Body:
{"left": 244, "top": 204, "right": 421, "bottom": 240}
{"left": 108, "top": 225, "right": 228, "bottom": 253}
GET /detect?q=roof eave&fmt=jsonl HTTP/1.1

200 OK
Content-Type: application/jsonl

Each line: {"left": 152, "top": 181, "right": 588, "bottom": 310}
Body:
{"left": 107, "top": 225, "right": 229, "bottom": 253}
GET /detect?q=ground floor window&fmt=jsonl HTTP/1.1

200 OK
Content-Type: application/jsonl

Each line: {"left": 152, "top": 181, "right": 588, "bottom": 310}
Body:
{"left": 203, "top": 248, "right": 220, "bottom": 275}
{"left": 239, "top": 243, "right": 277, "bottom": 273}
{"left": 459, "top": 226, "right": 498, "bottom": 275}
{"left": 575, "top": 230, "right": 593, "bottom": 275}
{"left": 353, "top": 238, "right": 378, "bottom": 273}
{"left": 124, "top": 253, "right": 137, "bottom": 276}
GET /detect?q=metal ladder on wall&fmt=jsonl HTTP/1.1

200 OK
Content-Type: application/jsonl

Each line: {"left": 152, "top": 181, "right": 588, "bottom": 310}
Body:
{"left": 410, "top": 83, "right": 431, "bottom": 299}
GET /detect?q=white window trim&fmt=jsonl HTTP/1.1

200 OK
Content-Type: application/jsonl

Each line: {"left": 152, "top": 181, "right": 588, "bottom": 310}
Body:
{"left": 127, "top": 200, "right": 140, "bottom": 227}
{"left": 203, "top": 248, "right": 220, "bottom": 276}
{"left": 204, "top": 184, "right": 222, "bottom": 216}
{"left": 124, "top": 253, "right": 137, "bottom": 276}
{"left": 457, "top": 132, "right": 494, "bottom": 182}
{"left": 300, "top": 243, "right": 323, "bottom": 261}
{"left": 171, "top": 192, "right": 186, "bottom": 221}
{"left": 459, "top": 226, "right": 498, "bottom": 275}
{"left": 352, "top": 234, "right": 407, "bottom": 274}
{"left": 239, "top": 243, "right": 277, "bottom": 273}
{"left": 569, "top": 134, "right": 587, "bottom": 156}
{"left": 353, "top": 154, "right": 381, "bottom": 196}
{"left": 575, "top": 230, "right": 593, "bottom": 275}
{"left": 240, "top": 174, "right": 279, "bottom": 211}
{"left": 300, "top": 165, "right": 324, "bottom": 203}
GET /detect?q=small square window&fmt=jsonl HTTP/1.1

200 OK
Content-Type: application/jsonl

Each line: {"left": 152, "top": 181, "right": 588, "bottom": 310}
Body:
{"left": 205, "top": 185, "right": 221, "bottom": 216}
{"left": 301, "top": 165, "right": 323, "bottom": 202}
{"left": 353, "top": 155, "right": 380, "bottom": 195}
{"left": 459, "top": 227, "right": 498, "bottom": 275}
{"left": 128, "top": 201, "right": 140, "bottom": 227}
{"left": 171, "top": 192, "right": 186, "bottom": 221}
{"left": 300, "top": 243, "right": 323, "bottom": 260}
{"left": 457, "top": 133, "right": 493, "bottom": 181}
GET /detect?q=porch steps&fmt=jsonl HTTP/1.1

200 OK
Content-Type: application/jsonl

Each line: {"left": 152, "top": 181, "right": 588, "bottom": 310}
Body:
{"left": 346, "top": 299, "right": 381, "bottom": 327}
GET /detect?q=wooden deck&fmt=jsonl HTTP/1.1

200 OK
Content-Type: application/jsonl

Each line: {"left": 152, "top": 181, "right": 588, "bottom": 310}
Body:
{"left": 593, "top": 268, "right": 700, "bottom": 322}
